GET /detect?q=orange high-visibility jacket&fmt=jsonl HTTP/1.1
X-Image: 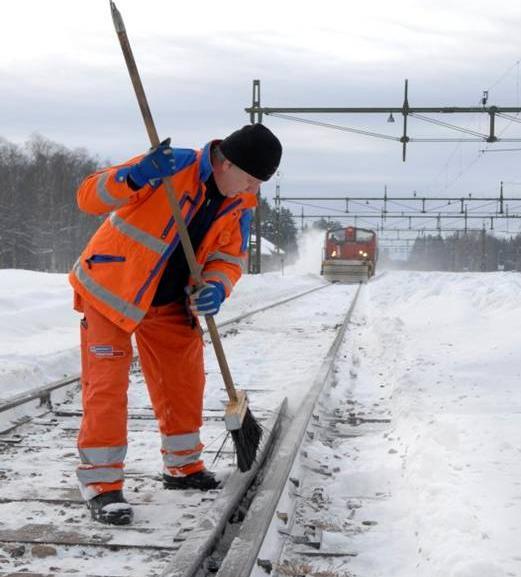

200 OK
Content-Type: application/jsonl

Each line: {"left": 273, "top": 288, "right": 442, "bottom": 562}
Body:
{"left": 69, "top": 141, "right": 256, "bottom": 333}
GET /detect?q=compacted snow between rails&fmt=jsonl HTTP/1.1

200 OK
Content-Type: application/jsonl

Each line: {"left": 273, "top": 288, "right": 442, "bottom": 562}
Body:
{"left": 336, "top": 271, "right": 521, "bottom": 577}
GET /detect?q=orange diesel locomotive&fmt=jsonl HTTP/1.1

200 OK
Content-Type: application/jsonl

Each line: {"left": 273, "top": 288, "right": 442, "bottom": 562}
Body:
{"left": 321, "top": 226, "right": 377, "bottom": 283}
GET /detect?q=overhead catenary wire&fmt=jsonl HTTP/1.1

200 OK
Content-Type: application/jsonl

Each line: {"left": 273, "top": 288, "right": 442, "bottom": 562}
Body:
{"left": 495, "top": 112, "right": 521, "bottom": 124}
{"left": 430, "top": 59, "right": 521, "bottom": 192}
{"left": 267, "top": 111, "right": 507, "bottom": 143}
{"left": 481, "top": 147, "right": 521, "bottom": 153}
{"left": 414, "top": 60, "right": 521, "bottom": 196}
{"left": 283, "top": 196, "right": 513, "bottom": 217}
{"left": 408, "top": 112, "right": 489, "bottom": 139}
{"left": 266, "top": 112, "right": 400, "bottom": 141}
{"left": 486, "top": 59, "right": 521, "bottom": 93}
{"left": 263, "top": 87, "right": 521, "bottom": 244}
{"left": 262, "top": 70, "right": 521, "bottom": 240}
{"left": 254, "top": 74, "right": 521, "bottom": 208}
{"left": 283, "top": 199, "right": 351, "bottom": 215}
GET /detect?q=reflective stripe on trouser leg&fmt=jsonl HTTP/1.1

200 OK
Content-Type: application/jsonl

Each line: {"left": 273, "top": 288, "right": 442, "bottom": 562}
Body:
{"left": 135, "top": 302, "right": 205, "bottom": 476}
{"left": 77, "top": 448, "right": 126, "bottom": 500}
{"left": 161, "top": 432, "right": 204, "bottom": 477}
{"left": 77, "top": 301, "right": 132, "bottom": 499}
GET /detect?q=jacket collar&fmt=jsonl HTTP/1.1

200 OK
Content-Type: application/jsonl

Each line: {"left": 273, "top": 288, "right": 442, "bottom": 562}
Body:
{"left": 234, "top": 192, "right": 257, "bottom": 209}
{"left": 199, "top": 141, "right": 215, "bottom": 183}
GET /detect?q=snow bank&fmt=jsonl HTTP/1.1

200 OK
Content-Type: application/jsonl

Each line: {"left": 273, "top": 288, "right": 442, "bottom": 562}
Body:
{"left": 0, "top": 268, "right": 324, "bottom": 400}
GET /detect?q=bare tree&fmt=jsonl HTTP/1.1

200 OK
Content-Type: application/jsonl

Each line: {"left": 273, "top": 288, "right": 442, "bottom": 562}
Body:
{"left": 0, "top": 135, "right": 102, "bottom": 272}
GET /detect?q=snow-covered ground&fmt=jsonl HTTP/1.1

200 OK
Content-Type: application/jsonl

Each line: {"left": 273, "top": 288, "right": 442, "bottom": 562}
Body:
{"left": 0, "top": 268, "right": 322, "bottom": 402}
{"left": 1, "top": 231, "right": 521, "bottom": 575}
{"left": 0, "top": 228, "right": 325, "bottom": 401}
{"left": 343, "top": 271, "right": 521, "bottom": 577}
{"left": 257, "top": 269, "right": 521, "bottom": 577}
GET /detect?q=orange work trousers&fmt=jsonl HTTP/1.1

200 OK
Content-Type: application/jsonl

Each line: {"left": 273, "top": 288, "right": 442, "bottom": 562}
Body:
{"left": 77, "top": 300, "right": 205, "bottom": 500}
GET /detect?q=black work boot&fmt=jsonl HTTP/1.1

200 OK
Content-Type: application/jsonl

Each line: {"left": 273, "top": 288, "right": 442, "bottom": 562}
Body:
{"left": 163, "top": 469, "right": 221, "bottom": 491}
{"left": 87, "top": 490, "right": 133, "bottom": 525}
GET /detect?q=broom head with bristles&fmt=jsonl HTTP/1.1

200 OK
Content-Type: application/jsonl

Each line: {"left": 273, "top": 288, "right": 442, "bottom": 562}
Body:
{"left": 225, "top": 390, "right": 263, "bottom": 472}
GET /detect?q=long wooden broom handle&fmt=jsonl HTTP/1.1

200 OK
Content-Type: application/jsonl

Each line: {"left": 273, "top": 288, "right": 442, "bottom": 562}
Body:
{"left": 110, "top": 1, "right": 238, "bottom": 403}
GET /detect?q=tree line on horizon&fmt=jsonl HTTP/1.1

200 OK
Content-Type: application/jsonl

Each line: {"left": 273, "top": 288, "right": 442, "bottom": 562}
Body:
{"left": 0, "top": 135, "right": 299, "bottom": 273}
{"left": 404, "top": 231, "right": 521, "bottom": 272}
{"left": 1, "top": 133, "right": 515, "bottom": 275}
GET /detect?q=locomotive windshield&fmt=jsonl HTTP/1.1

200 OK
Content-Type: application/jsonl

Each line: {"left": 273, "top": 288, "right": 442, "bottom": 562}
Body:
{"left": 329, "top": 229, "right": 346, "bottom": 243}
{"left": 355, "top": 229, "right": 374, "bottom": 242}
{"left": 327, "top": 228, "right": 374, "bottom": 243}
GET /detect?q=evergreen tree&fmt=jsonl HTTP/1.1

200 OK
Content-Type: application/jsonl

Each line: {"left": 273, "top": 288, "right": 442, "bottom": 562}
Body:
{"left": 259, "top": 197, "right": 298, "bottom": 255}
{"left": 406, "top": 230, "right": 518, "bottom": 272}
{"left": 312, "top": 217, "right": 343, "bottom": 231}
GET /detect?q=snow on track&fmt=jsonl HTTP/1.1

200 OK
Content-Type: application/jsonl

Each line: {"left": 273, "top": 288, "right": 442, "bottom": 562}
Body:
{"left": 0, "top": 276, "right": 356, "bottom": 576}
{"left": 2, "top": 269, "right": 521, "bottom": 576}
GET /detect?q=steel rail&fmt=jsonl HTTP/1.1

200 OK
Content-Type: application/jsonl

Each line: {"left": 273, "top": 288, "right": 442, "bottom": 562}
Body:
{"left": 159, "top": 399, "right": 288, "bottom": 577}
{"left": 217, "top": 282, "right": 330, "bottom": 329}
{"left": 215, "top": 284, "right": 362, "bottom": 577}
{"left": 0, "top": 375, "right": 80, "bottom": 413}
{"left": 0, "top": 283, "right": 331, "bottom": 416}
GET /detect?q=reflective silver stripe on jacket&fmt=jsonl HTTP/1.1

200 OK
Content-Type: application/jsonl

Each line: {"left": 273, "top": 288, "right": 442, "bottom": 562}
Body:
{"left": 161, "top": 432, "right": 201, "bottom": 452}
{"left": 77, "top": 466, "right": 124, "bottom": 485}
{"left": 79, "top": 446, "right": 127, "bottom": 465}
{"left": 73, "top": 260, "right": 145, "bottom": 324}
{"left": 206, "top": 251, "right": 246, "bottom": 267}
{"left": 96, "top": 172, "right": 126, "bottom": 209}
{"left": 110, "top": 213, "right": 168, "bottom": 255}
{"left": 202, "top": 270, "right": 233, "bottom": 293}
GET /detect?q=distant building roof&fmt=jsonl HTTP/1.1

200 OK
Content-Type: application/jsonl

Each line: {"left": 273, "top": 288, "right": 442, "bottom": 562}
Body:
{"left": 261, "top": 237, "right": 284, "bottom": 256}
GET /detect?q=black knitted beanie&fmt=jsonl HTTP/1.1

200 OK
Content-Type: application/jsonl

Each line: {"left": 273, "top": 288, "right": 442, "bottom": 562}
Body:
{"left": 219, "top": 124, "right": 282, "bottom": 181}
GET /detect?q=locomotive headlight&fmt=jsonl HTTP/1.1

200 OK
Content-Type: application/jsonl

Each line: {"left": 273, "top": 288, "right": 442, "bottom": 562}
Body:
{"left": 358, "top": 250, "right": 363, "bottom": 255}
{"left": 331, "top": 250, "right": 337, "bottom": 257}
{"left": 363, "top": 252, "right": 368, "bottom": 257}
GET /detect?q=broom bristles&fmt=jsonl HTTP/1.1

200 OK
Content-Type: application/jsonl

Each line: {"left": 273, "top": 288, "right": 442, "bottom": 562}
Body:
{"left": 230, "top": 407, "right": 263, "bottom": 472}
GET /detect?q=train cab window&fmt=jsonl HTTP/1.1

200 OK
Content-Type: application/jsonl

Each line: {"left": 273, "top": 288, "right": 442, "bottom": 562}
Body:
{"left": 355, "top": 229, "right": 374, "bottom": 242}
{"left": 329, "top": 229, "right": 346, "bottom": 243}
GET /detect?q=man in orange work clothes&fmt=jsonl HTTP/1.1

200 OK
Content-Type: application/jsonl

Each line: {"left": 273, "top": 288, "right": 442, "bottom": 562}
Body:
{"left": 69, "top": 124, "right": 282, "bottom": 525}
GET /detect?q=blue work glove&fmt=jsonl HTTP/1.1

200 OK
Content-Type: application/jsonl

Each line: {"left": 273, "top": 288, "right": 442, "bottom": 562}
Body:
{"left": 128, "top": 138, "right": 175, "bottom": 189}
{"left": 188, "top": 281, "right": 226, "bottom": 316}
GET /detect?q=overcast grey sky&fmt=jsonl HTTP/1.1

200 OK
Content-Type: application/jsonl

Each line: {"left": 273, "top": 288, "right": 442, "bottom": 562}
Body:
{"left": 1, "top": 0, "right": 521, "bottom": 231}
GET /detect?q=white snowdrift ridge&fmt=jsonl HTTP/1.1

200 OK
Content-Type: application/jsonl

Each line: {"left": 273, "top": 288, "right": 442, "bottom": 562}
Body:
{"left": 342, "top": 271, "right": 521, "bottom": 577}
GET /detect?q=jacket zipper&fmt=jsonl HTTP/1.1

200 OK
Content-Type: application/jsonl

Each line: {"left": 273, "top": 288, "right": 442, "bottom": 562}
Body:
{"left": 85, "top": 254, "right": 126, "bottom": 269}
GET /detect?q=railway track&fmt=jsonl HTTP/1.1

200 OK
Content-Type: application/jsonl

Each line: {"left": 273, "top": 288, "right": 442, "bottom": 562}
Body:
{"left": 0, "top": 281, "right": 365, "bottom": 576}
{"left": 0, "top": 283, "right": 330, "bottom": 427}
